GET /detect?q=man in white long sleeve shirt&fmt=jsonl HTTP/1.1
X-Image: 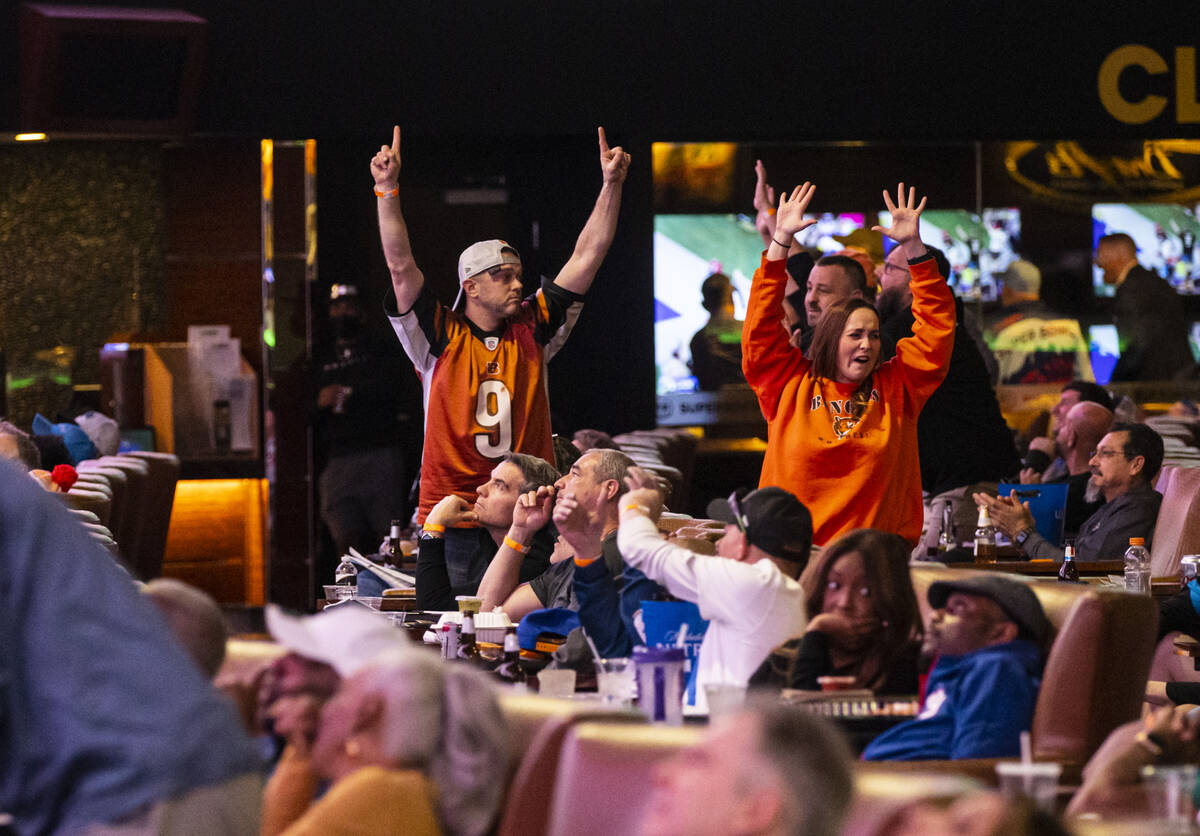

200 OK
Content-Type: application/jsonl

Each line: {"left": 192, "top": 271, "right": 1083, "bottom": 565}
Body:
{"left": 618, "top": 469, "right": 812, "bottom": 713}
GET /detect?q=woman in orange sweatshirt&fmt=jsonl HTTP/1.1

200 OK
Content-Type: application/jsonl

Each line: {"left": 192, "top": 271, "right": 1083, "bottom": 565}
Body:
{"left": 742, "top": 183, "right": 955, "bottom": 546}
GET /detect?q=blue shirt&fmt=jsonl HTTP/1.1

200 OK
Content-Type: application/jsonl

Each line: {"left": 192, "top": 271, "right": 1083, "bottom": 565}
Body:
{"left": 0, "top": 462, "right": 262, "bottom": 833}
{"left": 862, "top": 639, "right": 1042, "bottom": 761}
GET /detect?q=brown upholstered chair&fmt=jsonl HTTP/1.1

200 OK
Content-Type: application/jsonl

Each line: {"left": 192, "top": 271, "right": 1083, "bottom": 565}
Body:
{"left": 495, "top": 697, "right": 645, "bottom": 836}
{"left": 905, "top": 565, "right": 1159, "bottom": 780}
{"left": 89, "top": 456, "right": 149, "bottom": 572}
{"left": 1149, "top": 465, "right": 1200, "bottom": 579}
{"left": 75, "top": 465, "right": 126, "bottom": 541}
{"left": 124, "top": 451, "right": 181, "bottom": 581}
{"left": 542, "top": 721, "right": 702, "bottom": 836}
{"left": 59, "top": 486, "right": 112, "bottom": 527}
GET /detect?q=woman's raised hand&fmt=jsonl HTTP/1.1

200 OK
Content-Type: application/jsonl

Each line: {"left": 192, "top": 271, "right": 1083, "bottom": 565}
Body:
{"left": 774, "top": 182, "right": 818, "bottom": 239}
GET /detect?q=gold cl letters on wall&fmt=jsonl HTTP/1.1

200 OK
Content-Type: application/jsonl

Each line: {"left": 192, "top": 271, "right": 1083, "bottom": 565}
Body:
{"left": 1098, "top": 45, "right": 1200, "bottom": 124}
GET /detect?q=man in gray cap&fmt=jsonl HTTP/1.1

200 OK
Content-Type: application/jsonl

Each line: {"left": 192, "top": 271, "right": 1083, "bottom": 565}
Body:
{"left": 372, "top": 125, "right": 630, "bottom": 591}
{"left": 863, "top": 574, "right": 1050, "bottom": 761}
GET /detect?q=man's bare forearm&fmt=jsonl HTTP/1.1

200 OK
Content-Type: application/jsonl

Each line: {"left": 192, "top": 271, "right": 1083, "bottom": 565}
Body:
{"left": 377, "top": 196, "right": 424, "bottom": 313}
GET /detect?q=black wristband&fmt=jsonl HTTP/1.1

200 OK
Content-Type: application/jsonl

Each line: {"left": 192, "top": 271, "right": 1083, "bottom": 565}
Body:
{"left": 772, "top": 237, "right": 791, "bottom": 249}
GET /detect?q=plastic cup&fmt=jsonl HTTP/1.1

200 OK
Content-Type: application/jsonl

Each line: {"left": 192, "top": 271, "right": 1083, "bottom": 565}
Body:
{"left": 455, "top": 595, "right": 483, "bottom": 615}
{"left": 537, "top": 668, "right": 577, "bottom": 698}
{"left": 596, "top": 658, "right": 635, "bottom": 707}
{"left": 633, "top": 646, "right": 686, "bottom": 725}
{"left": 703, "top": 683, "right": 747, "bottom": 720}
{"left": 1141, "top": 764, "right": 1197, "bottom": 828}
{"left": 995, "top": 762, "right": 1061, "bottom": 814}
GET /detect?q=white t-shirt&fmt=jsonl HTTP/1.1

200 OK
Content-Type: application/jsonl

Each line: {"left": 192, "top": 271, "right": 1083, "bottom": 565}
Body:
{"left": 617, "top": 513, "right": 808, "bottom": 713}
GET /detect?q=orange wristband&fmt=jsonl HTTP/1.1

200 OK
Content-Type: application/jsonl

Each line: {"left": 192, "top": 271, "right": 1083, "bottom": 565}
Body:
{"left": 422, "top": 523, "right": 445, "bottom": 534}
{"left": 374, "top": 185, "right": 399, "bottom": 199}
{"left": 503, "top": 535, "right": 529, "bottom": 554}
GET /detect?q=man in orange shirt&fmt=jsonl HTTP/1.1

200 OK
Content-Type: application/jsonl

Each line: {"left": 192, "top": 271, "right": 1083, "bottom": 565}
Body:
{"left": 372, "top": 125, "right": 630, "bottom": 589}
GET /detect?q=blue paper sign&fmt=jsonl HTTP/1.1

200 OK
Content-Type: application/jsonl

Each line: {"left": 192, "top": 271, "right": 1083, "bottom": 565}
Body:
{"left": 641, "top": 600, "right": 709, "bottom": 706}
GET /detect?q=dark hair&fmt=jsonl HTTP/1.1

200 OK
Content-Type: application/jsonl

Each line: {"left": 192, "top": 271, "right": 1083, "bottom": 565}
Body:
{"left": 814, "top": 254, "right": 868, "bottom": 295}
{"left": 1111, "top": 421, "right": 1164, "bottom": 485}
{"left": 1063, "top": 380, "right": 1115, "bottom": 412}
{"left": 799, "top": 529, "right": 923, "bottom": 690}
{"left": 808, "top": 297, "right": 881, "bottom": 389}
{"left": 32, "top": 434, "right": 71, "bottom": 470}
{"left": 501, "top": 453, "right": 560, "bottom": 493}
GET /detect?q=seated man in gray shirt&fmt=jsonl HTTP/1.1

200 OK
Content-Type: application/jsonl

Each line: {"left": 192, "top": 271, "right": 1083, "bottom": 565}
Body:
{"left": 976, "top": 422, "right": 1164, "bottom": 561}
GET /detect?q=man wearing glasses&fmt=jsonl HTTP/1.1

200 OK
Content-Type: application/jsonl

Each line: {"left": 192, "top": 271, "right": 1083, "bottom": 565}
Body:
{"left": 975, "top": 422, "right": 1164, "bottom": 561}
{"left": 618, "top": 470, "right": 811, "bottom": 714}
{"left": 371, "top": 125, "right": 630, "bottom": 589}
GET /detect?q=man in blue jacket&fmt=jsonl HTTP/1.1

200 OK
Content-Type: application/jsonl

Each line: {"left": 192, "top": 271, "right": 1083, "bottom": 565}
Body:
{"left": 863, "top": 575, "right": 1050, "bottom": 761}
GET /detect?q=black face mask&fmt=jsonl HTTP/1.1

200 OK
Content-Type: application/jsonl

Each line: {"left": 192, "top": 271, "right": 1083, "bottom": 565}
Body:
{"left": 331, "top": 315, "right": 363, "bottom": 340}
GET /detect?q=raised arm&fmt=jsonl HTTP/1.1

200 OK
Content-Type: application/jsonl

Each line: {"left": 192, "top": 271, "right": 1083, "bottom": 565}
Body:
{"left": 552, "top": 127, "right": 631, "bottom": 295}
{"left": 372, "top": 126, "right": 426, "bottom": 313}
{"left": 753, "top": 159, "right": 778, "bottom": 248}
{"left": 872, "top": 183, "right": 955, "bottom": 400}
{"left": 477, "top": 487, "right": 555, "bottom": 611}
{"left": 742, "top": 184, "right": 817, "bottom": 417}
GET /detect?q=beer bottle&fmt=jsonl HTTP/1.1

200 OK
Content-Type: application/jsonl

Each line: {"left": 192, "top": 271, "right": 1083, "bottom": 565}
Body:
{"left": 385, "top": 519, "right": 403, "bottom": 569}
{"left": 495, "top": 626, "right": 528, "bottom": 691}
{"left": 973, "top": 505, "right": 997, "bottom": 563}
{"left": 1058, "top": 539, "right": 1078, "bottom": 582}
{"left": 456, "top": 611, "right": 482, "bottom": 664}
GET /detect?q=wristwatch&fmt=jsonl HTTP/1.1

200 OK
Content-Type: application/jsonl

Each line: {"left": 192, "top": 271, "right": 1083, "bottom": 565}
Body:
{"left": 418, "top": 530, "right": 443, "bottom": 541}
{"left": 1014, "top": 527, "right": 1034, "bottom": 549}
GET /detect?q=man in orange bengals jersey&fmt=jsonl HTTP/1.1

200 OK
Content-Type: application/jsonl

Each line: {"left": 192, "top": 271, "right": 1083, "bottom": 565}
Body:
{"left": 371, "top": 124, "right": 630, "bottom": 591}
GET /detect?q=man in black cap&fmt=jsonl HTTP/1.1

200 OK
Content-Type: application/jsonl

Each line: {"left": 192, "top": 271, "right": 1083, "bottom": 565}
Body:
{"left": 863, "top": 574, "right": 1050, "bottom": 761}
{"left": 618, "top": 469, "right": 812, "bottom": 714}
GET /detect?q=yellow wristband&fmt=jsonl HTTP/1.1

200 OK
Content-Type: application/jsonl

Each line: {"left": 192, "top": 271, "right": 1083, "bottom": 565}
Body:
{"left": 374, "top": 185, "right": 399, "bottom": 199}
{"left": 422, "top": 523, "right": 445, "bottom": 534}
{"left": 503, "top": 535, "right": 529, "bottom": 554}
{"left": 622, "top": 503, "right": 650, "bottom": 515}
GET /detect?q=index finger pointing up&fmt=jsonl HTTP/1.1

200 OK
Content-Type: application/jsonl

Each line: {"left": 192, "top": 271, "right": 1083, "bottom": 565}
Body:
{"left": 391, "top": 125, "right": 401, "bottom": 155}
{"left": 598, "top": 126, "right": 610, "bottom": 154}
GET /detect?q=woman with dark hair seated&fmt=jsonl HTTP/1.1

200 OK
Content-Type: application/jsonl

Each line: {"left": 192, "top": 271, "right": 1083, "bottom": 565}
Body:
{"left": 752, "top": 529, "right": 923, "bottom": 694}
{"left": 262, "top": 652, "right": 510, "bottom": 836}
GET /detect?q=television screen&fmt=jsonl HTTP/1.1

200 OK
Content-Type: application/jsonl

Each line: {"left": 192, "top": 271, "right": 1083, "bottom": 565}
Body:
{"left": 877, "top": 208, "right": 1019, "bottom": 302}
{"left": 1091, "top": 203, "right": 1200, "bottom": 296}
{"left": 653, "top": 213, "right": 782, "bottom": 427}
{"left": 654, "top": 214, "right": 760, "bottom": 397}
{"left": 1088, "top": 324, "right": 1120, "bottom": 385}
{"left": 794, "top": 212, "right": 866, "bottom": 255}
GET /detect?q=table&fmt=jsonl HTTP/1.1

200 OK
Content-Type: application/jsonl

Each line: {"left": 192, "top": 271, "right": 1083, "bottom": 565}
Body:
{"left": 781, "top": 690, "right": 918, "bottom": 752}
{"left": 959, "top": 559, "right": 1125, "bottom": 577}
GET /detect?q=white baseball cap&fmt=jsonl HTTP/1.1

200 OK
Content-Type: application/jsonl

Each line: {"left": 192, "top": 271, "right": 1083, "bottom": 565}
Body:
{"left": 454, "top": 240, "right": 522, "bottom": 309}
{"left": 265, "top": 602, "right": 411, "bottom": 677}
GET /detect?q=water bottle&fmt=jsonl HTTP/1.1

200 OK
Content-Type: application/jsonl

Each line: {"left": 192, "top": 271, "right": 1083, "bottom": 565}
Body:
{"left": 334, "top": 554, "right": 358, "bottom": 588}
{"left": 1123, "top": 537, "right": 1150, "bottom": 594}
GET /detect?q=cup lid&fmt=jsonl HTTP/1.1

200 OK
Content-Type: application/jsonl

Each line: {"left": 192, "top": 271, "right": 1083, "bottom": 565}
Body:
{"left": 633, "top": 646, "right": 686, "bottom": 663}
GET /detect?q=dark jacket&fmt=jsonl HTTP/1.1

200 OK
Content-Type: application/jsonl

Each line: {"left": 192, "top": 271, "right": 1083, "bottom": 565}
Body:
{"left": 881, "top": 295, "right": 1020, "bottom": 496}
{"left": 1111, "top": 266, "right": 1193, "bottom": 382}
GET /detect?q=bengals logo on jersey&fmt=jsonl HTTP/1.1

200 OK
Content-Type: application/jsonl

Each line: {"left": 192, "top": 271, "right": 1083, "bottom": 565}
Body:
{"left": 485, "top": 362, "right": 500, "bottom": 376}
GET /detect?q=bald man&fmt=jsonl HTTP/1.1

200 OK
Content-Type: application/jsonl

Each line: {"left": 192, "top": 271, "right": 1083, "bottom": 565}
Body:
{"left": 1022, "top": 400, "right": 1113, "bottom": 537}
